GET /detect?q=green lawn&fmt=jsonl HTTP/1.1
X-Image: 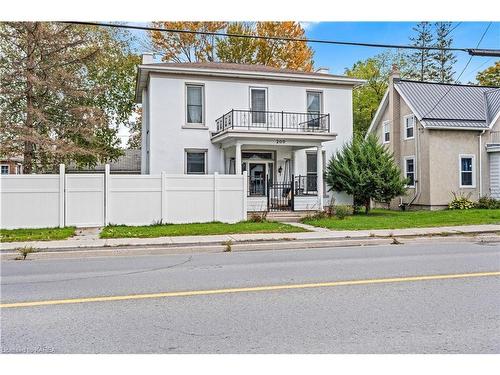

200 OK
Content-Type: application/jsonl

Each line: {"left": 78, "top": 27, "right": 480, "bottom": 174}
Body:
{"left": 100, "top": 221, "right": 307, "bottom": 239}
{"left": 302, "top": 209, "right": 500, "bottom": 231}
{"left": 0, "top": 227, "right": 76, "bottom": 242}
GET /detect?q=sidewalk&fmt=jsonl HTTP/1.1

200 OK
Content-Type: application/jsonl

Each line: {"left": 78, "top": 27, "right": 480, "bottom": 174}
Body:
{"left": 1, "top": 223, "right": 499, "bottom": 252}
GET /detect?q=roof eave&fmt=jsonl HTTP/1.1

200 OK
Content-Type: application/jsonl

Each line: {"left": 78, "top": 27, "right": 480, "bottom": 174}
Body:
{"left": 365, "top": 89, "right": 389, "bottom": 137}
{"left": 135, "top": 65, "right": 365, "bottom": 102}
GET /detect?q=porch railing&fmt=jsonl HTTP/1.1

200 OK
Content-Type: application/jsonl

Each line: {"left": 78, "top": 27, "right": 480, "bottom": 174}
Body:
{"left": 215, "top": 109, "right": 330, "bottom": 134}
{"left": 294, "top": 175, "right": 318, "bottom": 196}
{"left": 489, "top": 131, "right": 500, "bottom": 145}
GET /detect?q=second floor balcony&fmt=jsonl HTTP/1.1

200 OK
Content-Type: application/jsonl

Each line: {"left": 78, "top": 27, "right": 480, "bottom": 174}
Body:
{"left": 214, "top": 109, "right": 331, "bottom": 135}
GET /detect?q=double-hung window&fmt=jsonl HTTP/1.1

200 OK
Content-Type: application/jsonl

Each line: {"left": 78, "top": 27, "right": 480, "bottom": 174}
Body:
{"left": 185, "top": 149, "right": 207, "bottom": 174}
{"left": 383, "top": 121, "right": 390, "bottom": 143}
{"left": 186, "top": 84, "right": 204, "bottom": 124}
{"left": 404, "top": 156, "right": 415, "bottom": 187}
{"left": 459, "top": 155, "right": 475, "bottom": 187}
{"left": 1, "top": 165, "right": 9, "bottom": 175}
{"left": 404, "top": 115, "right": 415, "bottom": 139}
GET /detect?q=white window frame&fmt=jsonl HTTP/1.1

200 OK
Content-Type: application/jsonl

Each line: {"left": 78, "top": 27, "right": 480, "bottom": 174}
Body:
{"left": 1, "top": 164, "right": 9, "bottom": 175}
{"left": 185, "top": 83, "right": 205, "bottom": 126}
{"left": 459, "top": 154, "right": 476, "bottom": 188}
{"left": 184, "top": 149, "right": 207, "bottom": 175}
{"left": 403, "top": 114, "right": 415, "bottom": 140}
{"left": 404, "top": 156, "right": 416, "bottom": 188}
{"left": 382, "top": 121, "right": 390, "bottom": 144}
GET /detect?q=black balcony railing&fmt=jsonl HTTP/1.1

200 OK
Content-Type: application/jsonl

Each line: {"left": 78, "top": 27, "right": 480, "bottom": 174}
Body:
{"left": 215, "top": 109, "right": 330, "bottom": 134}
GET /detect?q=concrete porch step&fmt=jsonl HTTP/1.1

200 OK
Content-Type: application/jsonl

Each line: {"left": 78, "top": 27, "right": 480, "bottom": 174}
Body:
{"left": 265, "top": 211, "right": 310, "bottom": 223}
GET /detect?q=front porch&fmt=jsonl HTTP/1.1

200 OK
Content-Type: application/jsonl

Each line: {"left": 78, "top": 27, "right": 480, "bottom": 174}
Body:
{"left": 212, "top": 124, "right": 336, "bottom": 212}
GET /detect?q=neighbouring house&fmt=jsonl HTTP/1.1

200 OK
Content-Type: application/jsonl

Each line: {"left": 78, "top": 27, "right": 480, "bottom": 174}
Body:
{"left": 135, "top": 55, "right": 364, "bottom": 212}
{"left": 66, "top": 149, "right": 141, "bottom": 174}
{"left": 0, "top": 156, "right": 23, "bottom": 175}
{"left": 367, "top": 66, "right": 500, "bottom": 210}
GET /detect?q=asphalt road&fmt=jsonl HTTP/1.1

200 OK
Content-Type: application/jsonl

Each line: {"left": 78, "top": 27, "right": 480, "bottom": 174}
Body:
{"left": 1, "top": 239, "right": 499, "bottom": 353}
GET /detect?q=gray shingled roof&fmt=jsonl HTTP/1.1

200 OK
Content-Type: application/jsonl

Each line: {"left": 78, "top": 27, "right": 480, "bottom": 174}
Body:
{"left": 67, "top": 149, "right": 141, "bottom": 173}
{"left": 395, "top": 80, "right": 500, "bottom": 129}
{"left": 141, "top": 62, "right": 335, "bottom": 77}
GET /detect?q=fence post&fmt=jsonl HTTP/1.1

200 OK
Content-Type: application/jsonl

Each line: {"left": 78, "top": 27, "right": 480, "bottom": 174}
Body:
{"left": 161, "top": 171, "right": 167, "bottom": 223}
{"left": 59, "top": 164, "right": 65, "bottom": 228}
{"left": 242, "top": 170, "right": 248, "bottom": 221}
{"left": 213, "top": 172, "right": 218, "bottom": 222}
{"left": 104, "top": 164, "right": 110, "bottom": 226}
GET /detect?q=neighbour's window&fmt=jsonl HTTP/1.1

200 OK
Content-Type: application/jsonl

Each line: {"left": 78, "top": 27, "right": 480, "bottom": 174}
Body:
{"left": 185, "top": 150, "right": 207, "bottom": 174}
{"left": 1, "top": 165, "right": 9, "bottom": 175}
{"left": 460, "top": 156, "right": 474, "bottom": 187}
{"left": 405, "top": 157, "right": 415, "bottom": 187}
{"left": 404, "top": 115, "right": 415, "bottom": 139}
{"left": 186, "top": 84, "right": 204, "bottom": 124}
{"left": 383, "top": 121, "right": 390, "bottom": 143}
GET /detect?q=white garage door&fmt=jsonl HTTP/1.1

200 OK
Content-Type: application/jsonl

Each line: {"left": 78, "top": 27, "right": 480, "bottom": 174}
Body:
{"left": 490, "top": 153, "right": 500, "bottom": 199}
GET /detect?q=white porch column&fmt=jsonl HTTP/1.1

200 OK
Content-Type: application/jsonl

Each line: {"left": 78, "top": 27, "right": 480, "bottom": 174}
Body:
{"left": 317, "top": 146, "right": 324, "bottom": 211}
{"left": 235, "top": 142, "right": 242, "bottom": 175}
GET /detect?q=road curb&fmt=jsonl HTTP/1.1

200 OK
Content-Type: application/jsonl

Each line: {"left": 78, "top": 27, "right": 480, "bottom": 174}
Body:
{"left": 1, "top": 232, "right": 499, "bottom": 261}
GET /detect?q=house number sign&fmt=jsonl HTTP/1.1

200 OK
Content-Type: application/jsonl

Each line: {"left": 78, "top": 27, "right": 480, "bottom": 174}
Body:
{"left": 276, "top": 139, "right": 286, "bottom": 144}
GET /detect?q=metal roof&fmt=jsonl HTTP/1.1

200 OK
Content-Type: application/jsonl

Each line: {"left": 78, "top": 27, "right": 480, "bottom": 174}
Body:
{"left": 485, "top": 89, "right": 500, "bottom": 125}
{"left": 395, "top": 80, "right": 500, "bottom": 129}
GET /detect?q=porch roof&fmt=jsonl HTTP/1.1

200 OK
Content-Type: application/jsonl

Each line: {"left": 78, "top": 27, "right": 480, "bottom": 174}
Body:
{"left": 210, "top": 129, "right": 337, "bottom": 149}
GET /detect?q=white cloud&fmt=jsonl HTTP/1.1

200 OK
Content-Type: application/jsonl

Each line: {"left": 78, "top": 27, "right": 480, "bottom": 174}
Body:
{"left": 299, "top": 22, "right": 319, "bottom": 31}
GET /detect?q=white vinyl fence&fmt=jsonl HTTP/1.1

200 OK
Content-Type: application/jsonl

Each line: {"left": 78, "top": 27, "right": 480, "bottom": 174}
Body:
{"left": 0, "top": 165, "right": 247, "bottom": 229}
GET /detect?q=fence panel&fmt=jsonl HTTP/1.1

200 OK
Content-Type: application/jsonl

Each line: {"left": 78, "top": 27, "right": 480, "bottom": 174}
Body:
{"left": 1, "top": 168, "right": 247, "bottom": 229}
{"left": 0, "top": 175, "right": 62, "bottom": 229}
{"left": 65, "top": 174, "right": 105, "bottom": 227}
{"left": 107, "top": 175, "right": 162, "bottom": 226}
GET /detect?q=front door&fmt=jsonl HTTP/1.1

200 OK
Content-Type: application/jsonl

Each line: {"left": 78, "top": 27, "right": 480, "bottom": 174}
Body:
{"left": 249, "top": 163, "right": 266, "bottom": 196}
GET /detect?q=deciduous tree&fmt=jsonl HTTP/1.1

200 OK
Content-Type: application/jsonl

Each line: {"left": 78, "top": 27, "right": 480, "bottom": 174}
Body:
{"left": 150, "top": 22, "right": 227, "bottom": 63}
{"left": 150, "top": 21, "right": 314, "bottom": 71}
{"left": 345, "top": 51, "right": 409, "bottom": 137}
{"left": 476, "top": 61, "right": 500, "bottom": 86}
{"left": 0, "top": 22, "right": 130, "bottom": 173}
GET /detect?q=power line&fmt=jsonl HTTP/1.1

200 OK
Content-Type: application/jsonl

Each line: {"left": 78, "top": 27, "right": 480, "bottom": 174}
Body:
{"left": 423, "top": 22, "right": 493, "bottom": 119}
{"left": 62, "top": 21, "right": 493, "bottom": 54}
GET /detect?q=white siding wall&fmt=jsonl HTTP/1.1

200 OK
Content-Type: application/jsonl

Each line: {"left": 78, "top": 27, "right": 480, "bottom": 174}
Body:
{"left": 144, "top": 73, "right": 354, "bottom": 185}
{"left": 490, "top": 153, "right": 500, "bottom": 199}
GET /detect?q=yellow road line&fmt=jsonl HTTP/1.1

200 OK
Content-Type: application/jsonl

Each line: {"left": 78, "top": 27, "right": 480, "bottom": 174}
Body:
{"left": 2, "top": 271, "right": 499, "bottom": 309}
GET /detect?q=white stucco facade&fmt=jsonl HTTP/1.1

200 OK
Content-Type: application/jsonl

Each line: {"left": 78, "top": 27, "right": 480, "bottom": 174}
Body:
{"left": 137, "top": 61, "right": 363, "bottom": 210}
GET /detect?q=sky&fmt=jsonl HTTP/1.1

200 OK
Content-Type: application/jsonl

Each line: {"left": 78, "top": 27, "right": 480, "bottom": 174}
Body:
{"left": 301, "top": 22, "right": 499, "bottom": 83}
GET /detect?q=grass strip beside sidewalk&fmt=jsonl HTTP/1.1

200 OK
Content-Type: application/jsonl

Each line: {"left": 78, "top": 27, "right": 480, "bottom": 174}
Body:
{"left": 0, "top": 227, "right": 76, "bottom": 243}
{"left": 100, "top": 221, "right": 307, "bottom": 239}
{"left": 302, "top": 209, "right": 500, "bottom": 231}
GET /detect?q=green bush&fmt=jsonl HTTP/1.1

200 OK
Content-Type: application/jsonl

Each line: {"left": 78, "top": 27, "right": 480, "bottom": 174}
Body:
{"left": 448, "top": 192, "right": 474, "bottom": 210}
{"left": 475, "top": 196, "right": 500, "bottom": 209}
{"left": 335, "top": 205, "right": 354, "bottom": 220}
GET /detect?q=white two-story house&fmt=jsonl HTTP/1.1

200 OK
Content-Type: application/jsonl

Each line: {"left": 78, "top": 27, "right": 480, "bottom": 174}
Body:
{"left": 136, "top": 54, "right": 364, "bottom": 212}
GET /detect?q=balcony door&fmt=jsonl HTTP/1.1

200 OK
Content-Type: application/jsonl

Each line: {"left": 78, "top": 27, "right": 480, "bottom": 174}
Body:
{"left": 307, "top": 91, "right": 322, "bottom": 128}
{"left": 250, "top": 88, "right": 267, "bottom": 125}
